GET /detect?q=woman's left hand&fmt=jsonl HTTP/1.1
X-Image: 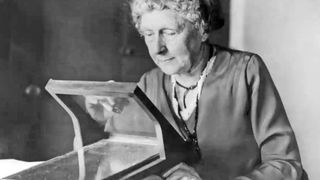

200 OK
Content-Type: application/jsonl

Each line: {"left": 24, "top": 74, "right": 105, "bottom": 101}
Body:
{"left": 162, "top": 162, "right": 202, "bottom": 180}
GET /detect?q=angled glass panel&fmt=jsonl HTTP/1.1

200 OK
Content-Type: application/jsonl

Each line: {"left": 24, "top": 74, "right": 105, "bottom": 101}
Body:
{"left": 7, "top": 79, "right": 196, "bottom": 180}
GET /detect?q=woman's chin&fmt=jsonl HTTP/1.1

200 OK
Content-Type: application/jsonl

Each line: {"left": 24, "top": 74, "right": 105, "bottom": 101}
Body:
{"left": 159, "top": 67, "right": 179, "bottom": 75}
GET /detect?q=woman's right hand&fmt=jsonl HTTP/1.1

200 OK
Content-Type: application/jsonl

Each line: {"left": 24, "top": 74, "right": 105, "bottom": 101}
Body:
{"left": 84, "top": 95, "right": 116, "bottom": 126}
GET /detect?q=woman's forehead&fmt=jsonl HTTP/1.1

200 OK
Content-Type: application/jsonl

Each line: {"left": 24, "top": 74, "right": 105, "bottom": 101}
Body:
{"left": 139, "top": 9, "right": 188, "bottom": 30}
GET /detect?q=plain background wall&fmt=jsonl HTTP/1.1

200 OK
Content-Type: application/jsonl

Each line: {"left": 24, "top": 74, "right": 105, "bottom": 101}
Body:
{"left": 229, "top": 0, "right": 320, "bottom": 179}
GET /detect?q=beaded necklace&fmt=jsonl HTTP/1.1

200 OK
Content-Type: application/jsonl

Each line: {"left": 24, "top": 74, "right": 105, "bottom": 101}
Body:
{"left": 175, "top": 80, "right": 198, "bottom": 108}
{"left": 170, "top": 46, "right": 216, "bottom": 160}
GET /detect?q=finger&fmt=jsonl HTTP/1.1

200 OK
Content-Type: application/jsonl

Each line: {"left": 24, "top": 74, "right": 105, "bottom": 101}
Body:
{"left": 104, "top": 115, "right": 114, "bottom": 132}
{"left": 85, "top": 95, "right": 100, "bottom": 104}
{"left": 86, "top": 95, "right": 114, "bottom": 107}
{"left": 165, "top": 170, "right": 194, "bottom": 180}
{"left": 163, "top": 163, "right": 201, "bottom": 180}
{"left": 94, "top": 96, "right": 116, "bottom": 112}
{"left": 177, "top": 164, "right": 200, "bottom": 178}
{"left": 100, "top": 100, "right": 113, "bottom": 112}
{"left": 106, "top": 96, "right": 115, "bottom": 106}
{"left": 142, "top": 175, "right": 163, "bottom": 180}
{"left": 165, "top": 172, "right": 184, "bottom": 180}
{"left": 163, "top": 163, "right": 185, "bottom": 178}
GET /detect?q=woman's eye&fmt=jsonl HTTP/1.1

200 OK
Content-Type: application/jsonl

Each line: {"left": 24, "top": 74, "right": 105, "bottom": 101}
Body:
{"left": 163, "top": 30, "right": 176, "bottom": 36}
{"left": 141, "top": 32, "right": 154, "bottom": 38}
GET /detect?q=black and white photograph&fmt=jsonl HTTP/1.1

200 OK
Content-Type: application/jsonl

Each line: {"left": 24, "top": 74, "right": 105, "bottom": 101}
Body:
{"left": 0, "top": 0, "right": 319, "bottom": 179}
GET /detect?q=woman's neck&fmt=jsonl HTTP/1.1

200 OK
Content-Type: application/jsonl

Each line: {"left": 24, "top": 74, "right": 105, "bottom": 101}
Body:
{"left": 174, "top": 43, "right": 210, "bottom": 87}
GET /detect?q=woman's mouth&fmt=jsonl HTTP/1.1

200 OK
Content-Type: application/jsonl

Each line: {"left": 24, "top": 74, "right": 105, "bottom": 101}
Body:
{"left": 158, "top": 57, "right": 174, "bottom": 62}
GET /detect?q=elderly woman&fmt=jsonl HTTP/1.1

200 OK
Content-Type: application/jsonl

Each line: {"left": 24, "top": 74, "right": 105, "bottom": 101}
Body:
{"left": 128, "top": 0, "right": 305, "bottom": 180}
{"left": 86, "top": 0, "right": 305, "bottom": 179}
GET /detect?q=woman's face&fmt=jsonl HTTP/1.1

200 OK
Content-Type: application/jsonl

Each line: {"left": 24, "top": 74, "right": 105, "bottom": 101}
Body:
{"left": 139, "top": 9, "right": 203, "bottom": 75}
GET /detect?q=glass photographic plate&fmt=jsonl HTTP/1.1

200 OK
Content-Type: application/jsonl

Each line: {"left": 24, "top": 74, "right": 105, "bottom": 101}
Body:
{"left": 6, "top": 79, "right": 199, "bottom": 180}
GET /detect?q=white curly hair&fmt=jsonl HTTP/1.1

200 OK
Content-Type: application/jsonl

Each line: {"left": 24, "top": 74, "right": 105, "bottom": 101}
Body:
{"left": 128, "top": 0, "right": 224, "bottom": 33}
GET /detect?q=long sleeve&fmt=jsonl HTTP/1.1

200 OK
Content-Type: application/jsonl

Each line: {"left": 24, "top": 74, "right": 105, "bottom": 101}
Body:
{"left": 235, "top": 55, "right": 303, "bottom": 180}
{"left": 137, "top": 72, "right": 147, "bottom": 93}
{"left": 137, "top": 68, "right": 163, "bottom": 107}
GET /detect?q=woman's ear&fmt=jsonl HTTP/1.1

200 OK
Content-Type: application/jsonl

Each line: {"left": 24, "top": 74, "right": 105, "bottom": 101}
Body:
{"left": 198, "top": 20, "right": 209, "bottom": 42}
{"left": 201, "top": 32, "right": 209, "bottom": 42}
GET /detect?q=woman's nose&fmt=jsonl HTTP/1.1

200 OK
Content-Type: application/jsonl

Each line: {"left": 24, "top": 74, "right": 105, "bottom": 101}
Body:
{"left": 154, "top": 36, "right": 167, "bottom": 55}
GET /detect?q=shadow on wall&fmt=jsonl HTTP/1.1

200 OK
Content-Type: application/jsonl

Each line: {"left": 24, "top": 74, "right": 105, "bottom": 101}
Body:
{"left": 209, "top": 0, "right": 230, "bottom": 46}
